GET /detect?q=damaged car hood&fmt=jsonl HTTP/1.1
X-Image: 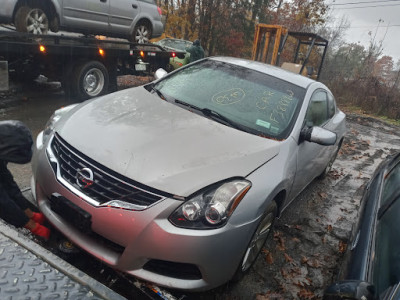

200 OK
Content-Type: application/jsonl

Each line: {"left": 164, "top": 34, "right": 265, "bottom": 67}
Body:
{"left": 55, "top": 87, "right": 280, "bottom": 196}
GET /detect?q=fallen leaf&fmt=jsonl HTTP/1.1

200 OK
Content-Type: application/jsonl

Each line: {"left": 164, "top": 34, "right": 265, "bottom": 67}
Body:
{"left": 274, "top": 232, "right": 286, "bottom": 251}
{"left": 297, "top": 288, "right": 315, "bottom": 299}
{"left": 263, "top": 249, "right": 274, "bottom": 264}
{"left": 284, "top": 253, "right": 293, "bottom": 263}
{"left": 301, "top": 256, "right": 308, "bottom": 264}
{"left": 318, "top": 192, "right": 328, "bottom": 199}
{"left": 281, "top": 268, "right": 289, "bottom": 279}
{"left": 306, "top": 258, "right": 321, "bottom": 268}
{"left": 294, "top": 280, "right": 305, "bottom": 287}
{"left": 339, "top": 241, "right": 347, "bottom": 253}
{"left": 292, "top": 237, "right": 301, "bottom": 243}
{"left": 256, "top": 292, "right": 284, "bottom": 300}
{"left": 289, "top": 266, "right": 302, "bottom": 275}
{"left": 327, "top": 225, "right": 333, "bottom": 232}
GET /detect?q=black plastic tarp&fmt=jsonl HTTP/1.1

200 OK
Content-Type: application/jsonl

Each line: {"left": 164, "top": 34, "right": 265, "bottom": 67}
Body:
{"left": 0, "top": 120, "right": 33, "bottom": 164}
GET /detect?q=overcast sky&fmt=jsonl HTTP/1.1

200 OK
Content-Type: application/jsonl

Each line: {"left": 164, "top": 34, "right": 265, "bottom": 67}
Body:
{"left": 328, "top": 0, "right": 400, "bottom": 62}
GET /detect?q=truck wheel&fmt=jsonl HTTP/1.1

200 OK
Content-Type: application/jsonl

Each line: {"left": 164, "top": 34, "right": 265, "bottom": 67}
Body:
{"left": 15, "top": 6, "right": 49, "bottom": 34}
{"left": 232, "top": 200, "right": 277, "bottom": 282}
{"left": 132, "top": 21, "right": 152, "bottom": 43}
{"left": 72, "top": 61, "right": 109, "bottom": 100}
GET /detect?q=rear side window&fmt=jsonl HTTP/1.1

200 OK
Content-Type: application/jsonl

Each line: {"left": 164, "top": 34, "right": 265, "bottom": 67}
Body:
{"left": 328, "top": 93, "right": 337, "bottom": 118}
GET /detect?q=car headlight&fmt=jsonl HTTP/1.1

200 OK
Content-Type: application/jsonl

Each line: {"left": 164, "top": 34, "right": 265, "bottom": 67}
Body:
{"left": 169, "top": 179, "right": 251, "bottom": 229}
{"left": 42, "top": 104, "right": 78, "bottom": 145}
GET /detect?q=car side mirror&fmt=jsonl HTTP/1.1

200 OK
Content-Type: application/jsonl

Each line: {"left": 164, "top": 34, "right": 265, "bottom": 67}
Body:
{"left": 154, "top": 68, "right": 168, "bottom": 80}
{"left": 300, "top": 126, "right": 337, "bottom": 146}
{"left": 324, "top": 280, "right": 375, "bottom": 300}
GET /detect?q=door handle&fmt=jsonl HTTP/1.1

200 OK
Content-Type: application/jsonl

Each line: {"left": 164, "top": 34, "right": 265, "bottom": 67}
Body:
{"left": 100, "top": 0, "right": 107, "bottom": 2}
{"left": 132, "top": 4, "right": 138, "bottom": 9}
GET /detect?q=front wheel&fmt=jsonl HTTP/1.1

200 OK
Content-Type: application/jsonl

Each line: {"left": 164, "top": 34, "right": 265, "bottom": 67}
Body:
{"left": 15, "top": 6, "right": 49, "bottom": 34}
{"left": 232, "top": 200, "right": 278, "bottom": 282}
{"left": 71, "top": 61, "right": 109, "bottom": 101}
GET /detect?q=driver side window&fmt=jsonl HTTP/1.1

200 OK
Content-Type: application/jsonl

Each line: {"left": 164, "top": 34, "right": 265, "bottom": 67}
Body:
{"left": 305, "top": 90, "right": 329, "bottom": 127}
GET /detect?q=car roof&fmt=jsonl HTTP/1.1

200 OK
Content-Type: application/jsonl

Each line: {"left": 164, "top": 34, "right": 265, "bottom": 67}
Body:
{"left": 209, "top": 56, "right": 316, "bottom": 89}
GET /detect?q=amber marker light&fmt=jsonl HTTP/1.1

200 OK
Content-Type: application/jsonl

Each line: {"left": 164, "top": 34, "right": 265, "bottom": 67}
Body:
{"left": 39, "top": 45, "right": 46, "bottom": 53}
{"left": 99, "top": 48, "right": 105, "bottom": 56}
{"left": 140, "top": 50, "right": 145, "bottom": 57}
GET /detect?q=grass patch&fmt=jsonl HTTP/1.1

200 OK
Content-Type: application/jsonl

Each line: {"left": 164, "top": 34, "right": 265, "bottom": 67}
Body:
{"left": 338, "top": 103, "right": 400, "bottom": 127}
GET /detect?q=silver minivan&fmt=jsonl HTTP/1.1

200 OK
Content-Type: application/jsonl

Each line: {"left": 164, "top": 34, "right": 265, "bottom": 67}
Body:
{"left": 0, "top": 0, "right": 164, "bottom": 43}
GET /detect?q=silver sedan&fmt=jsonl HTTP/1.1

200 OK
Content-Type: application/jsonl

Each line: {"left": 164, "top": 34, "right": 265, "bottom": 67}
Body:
{"left": 31, "top": 57, "right": 346, "bottom": 291}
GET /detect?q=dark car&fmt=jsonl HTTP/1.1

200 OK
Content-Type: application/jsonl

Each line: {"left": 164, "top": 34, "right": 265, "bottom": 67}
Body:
{"left": 324, "top": 152, "right": 400, "bottom": 300}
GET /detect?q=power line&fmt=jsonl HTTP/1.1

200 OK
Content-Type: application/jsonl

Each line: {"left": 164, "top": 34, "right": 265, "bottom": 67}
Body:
{"left": 334, "top": 3, "right": 400, "bottom": 9}
{"left": 331, "top": 0, "right": 400, "bottom": 6}
{"left": 324, "top": 24, "right": 400, "bottom": 28}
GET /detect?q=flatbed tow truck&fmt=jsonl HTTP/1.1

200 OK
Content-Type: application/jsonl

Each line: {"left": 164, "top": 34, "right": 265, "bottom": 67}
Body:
{"left": 0, "top": 30, "right": 184, "bottom": 100}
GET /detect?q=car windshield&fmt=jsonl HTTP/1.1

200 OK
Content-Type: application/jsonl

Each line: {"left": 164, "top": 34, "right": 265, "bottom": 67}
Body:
{"left": 159, "top": 39, "right": 192, "bottom": 51}
{"left": 153, "top": 60, "right": 306, "bottom": 139}
{"left": 373, "top": 160, "right": 400, "bottom": 296}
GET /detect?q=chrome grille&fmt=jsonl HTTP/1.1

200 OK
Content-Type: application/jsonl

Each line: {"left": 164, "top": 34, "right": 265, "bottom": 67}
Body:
{"left": 49, "top": 134, "right": 165, "bottom": 208}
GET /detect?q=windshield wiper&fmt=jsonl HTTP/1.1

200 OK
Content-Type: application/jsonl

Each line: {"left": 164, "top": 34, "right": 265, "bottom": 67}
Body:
{"left": 174, "top": 99, "right": 203, "bottom": 111}
{"left": 151, "top": 86, "right": 169, "bottom": 101}
{"left": 201, "top": 108, "right": 243, "bottom": 130}
{"left": 174, "top": 100, "right": 242, "bottom": 130}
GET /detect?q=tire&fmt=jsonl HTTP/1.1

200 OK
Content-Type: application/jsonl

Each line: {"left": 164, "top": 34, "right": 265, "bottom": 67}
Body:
{"left": 15, "top": 6, "right": 49, "bottom": 34}
{"left": 132, "top": 21, "right": 152, "bottom": 44}
{"left": 71, "top": 61, "right": 109, "bottom": 101}
{"left": 165, "top": 63, "right": 175, "bottom": 73}
{"left": 232, "top": 200, "right": 278, "bottom": 282}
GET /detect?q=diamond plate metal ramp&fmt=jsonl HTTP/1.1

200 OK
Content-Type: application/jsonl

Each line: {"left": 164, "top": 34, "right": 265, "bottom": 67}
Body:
{"left": 0, "top": 220, "right": 127, "bottom": 300}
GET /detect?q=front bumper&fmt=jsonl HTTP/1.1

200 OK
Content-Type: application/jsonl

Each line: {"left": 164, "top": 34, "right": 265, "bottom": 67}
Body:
{"left": 31, "top": 134, "right": 255, "bottom": 291}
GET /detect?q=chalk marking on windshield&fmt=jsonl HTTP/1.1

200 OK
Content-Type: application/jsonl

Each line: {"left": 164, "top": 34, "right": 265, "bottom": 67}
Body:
{"left": 256, "top": 90, "right": 275, "bottom": 110}
{"left": 269, "top": 90, "right": 296, "bottom": 125}
{"left": 212, "top": 88, "right": 245, "bottom": 105}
